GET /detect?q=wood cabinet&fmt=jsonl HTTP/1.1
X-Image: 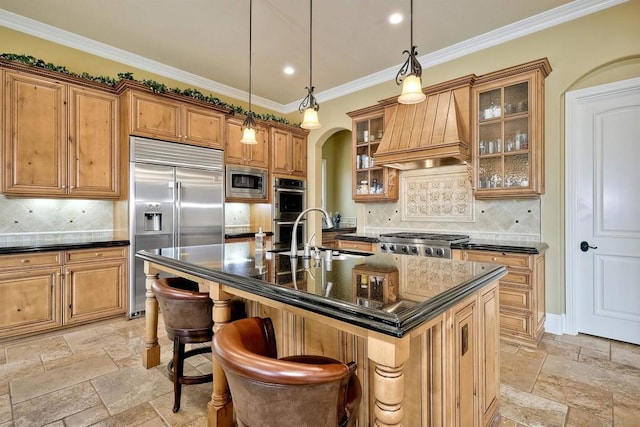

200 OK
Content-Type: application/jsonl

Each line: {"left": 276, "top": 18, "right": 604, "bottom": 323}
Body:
{"left": 122, "top": 89, "right": 224, "bottom": 149}
{"left": 271, "top": 127, "right": 307, "bottom": 178}
{"left": 472, "top": 59, "right": 551, "bottom": 199}
{"left": 2, "top": 70, "right": 120, "bottom": 198}
{"left": 0, "top": 252, "right": 63, "bottom": 338}
{"left": 463, "top": 249, "right": 545, "bottom": 347}
{"left": 336, "top": 239, "right": 376, "bottom": 253}
{"left": 0, "top": 246, "right": 127, "bottom": 340}
{"left": 347, "top": 106, "right": 398, "bottom": 202}
{"left": 225, "top": 117, "right": 269, "bottom": 169}
{"left": 63, "top": 247, "right": 127, "bottom": 324}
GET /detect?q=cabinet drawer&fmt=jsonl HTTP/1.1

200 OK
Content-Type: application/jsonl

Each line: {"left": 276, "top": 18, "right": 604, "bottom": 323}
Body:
{"left": 0, "top": 252, "right": 63, "bottom": 271}
{"left": 65, "top": 247, "right": 127, "bottom": 263}
{"left": 464, "top": 250, "right": 532, "bottom": 270}
{"left": 499, "top": 286, "right": 531, "bottom": 311}
{"left": 500, "top": 311, "right": 532, "bottom": 336}
{"left": 337, "top": 240, "right": 375, "bottom": 252}
{"left": 501, "top": 271, "right": 530, "bottom": 287}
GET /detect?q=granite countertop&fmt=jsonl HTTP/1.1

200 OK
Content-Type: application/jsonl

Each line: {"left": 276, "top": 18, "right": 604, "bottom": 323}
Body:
{"left": 137, "top": 242, "right": 506, "bottom": 338}
{"left": 0, "top": 238, "right": 130, "bottom": 255}
{"left": 335, "top": 233, "right": 547, "bottom": 254}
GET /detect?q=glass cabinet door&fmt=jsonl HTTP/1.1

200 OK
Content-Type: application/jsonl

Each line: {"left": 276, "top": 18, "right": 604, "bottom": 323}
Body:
{"left": 473, "top": 59, "right": 549, "bottom": 198}
{"left": 477, "top": 82, "right": 530, "bottom": 190}
{"left": 348, "top": 110, "right": 398, "bottom": 202}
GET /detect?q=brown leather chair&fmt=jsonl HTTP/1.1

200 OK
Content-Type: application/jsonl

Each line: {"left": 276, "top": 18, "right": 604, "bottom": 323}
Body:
{"left": 212, "top": 316, "right": 362, "bottom": 427}
{"left": 151, "top": 277, "right": 213, "bottom": 413}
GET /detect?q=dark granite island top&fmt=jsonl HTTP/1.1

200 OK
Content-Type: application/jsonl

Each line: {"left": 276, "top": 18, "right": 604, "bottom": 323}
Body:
{"left": 136, "top": 242, "right": 506, "bottom": 338}
{"left": 137, "top": 242, "right": 507, "bottom": 426}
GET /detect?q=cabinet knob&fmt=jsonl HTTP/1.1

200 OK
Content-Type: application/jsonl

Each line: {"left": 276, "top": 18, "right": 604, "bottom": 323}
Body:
{"left": 492, "top": 257, "right": 497, "bottom": 261}
{"left": 95, "top": 253, "right": 102, "bottom": 257}
{"left": 21, "top": 259, "right": 29, "bottom": 263}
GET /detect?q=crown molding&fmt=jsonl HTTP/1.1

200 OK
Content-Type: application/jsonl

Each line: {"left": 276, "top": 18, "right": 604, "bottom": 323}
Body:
{"left": 1, "top": 0, "right": 628, "bottom": 114}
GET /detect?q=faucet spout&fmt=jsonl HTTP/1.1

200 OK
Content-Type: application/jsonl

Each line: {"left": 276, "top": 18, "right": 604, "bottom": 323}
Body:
{"left": 290, "top": 208, "right": 333, "bottom": 258}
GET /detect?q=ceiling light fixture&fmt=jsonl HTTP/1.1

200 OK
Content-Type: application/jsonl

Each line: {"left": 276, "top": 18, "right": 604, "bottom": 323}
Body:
{"left": 240, "top": 0, "right": 258, "bottom": 144}
{"left": 299, "top": 0, "right": 320, "bottom": 130}
{"left": 395, "top": 0, "right": 426, "bottom": 104}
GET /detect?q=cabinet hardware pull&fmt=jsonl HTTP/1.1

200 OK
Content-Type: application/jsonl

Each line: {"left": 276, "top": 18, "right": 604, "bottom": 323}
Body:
{"left": 21, "top": 259, "right": 29, "bottom": 263}
{"left": 461, "top": 324, "right": 469, "bottom": 356}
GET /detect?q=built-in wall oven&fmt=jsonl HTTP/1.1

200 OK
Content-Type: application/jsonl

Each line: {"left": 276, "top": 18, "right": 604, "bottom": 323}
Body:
{"left": 273, "top": 178, "right": 306, "bottom": 245}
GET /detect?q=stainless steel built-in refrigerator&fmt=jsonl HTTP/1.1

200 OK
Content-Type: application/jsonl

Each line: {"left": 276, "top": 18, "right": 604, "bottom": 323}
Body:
{"left": 129, "top": 137, "right": 224, "bottom": 318}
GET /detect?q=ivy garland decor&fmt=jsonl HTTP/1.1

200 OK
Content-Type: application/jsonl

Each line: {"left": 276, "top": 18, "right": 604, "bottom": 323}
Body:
{"left": 0, "top": 53, "right": 293, "bottom": 125}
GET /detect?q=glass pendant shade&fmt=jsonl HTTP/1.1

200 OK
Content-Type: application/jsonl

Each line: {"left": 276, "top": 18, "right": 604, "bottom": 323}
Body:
{"left": 301, "top": 107, "right": 321, "bottom": 129}
{"left": 240, "top": 126, "right": 258, "bottom": 144}
{"left": 398, "top": 74, "right": 426, "bottom": 104}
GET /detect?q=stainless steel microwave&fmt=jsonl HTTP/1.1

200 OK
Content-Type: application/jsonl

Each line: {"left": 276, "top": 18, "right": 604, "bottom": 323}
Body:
{"left": 225, "top": 166, "right": 268, "bottom": 200}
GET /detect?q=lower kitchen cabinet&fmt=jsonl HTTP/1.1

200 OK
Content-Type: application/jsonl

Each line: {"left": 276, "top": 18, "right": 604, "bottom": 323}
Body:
{"left": 0, "top": 251, "right": 63, "bottom": 339}
{"left": 0, "top": 246, "right": 127, "bottom": 341}
{"left": 63, "top": 247, "right": 127, "bottom": 325}
{"left": 462, "top": 249, "right": 545, "bottom": 347}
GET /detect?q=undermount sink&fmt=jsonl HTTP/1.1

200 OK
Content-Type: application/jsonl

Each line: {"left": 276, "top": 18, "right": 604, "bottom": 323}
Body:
{"left": 267, "top": 248, "right": 372, "bottom": 260}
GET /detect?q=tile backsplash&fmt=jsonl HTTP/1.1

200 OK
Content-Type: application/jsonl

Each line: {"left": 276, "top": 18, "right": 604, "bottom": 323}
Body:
{"left": 364, "top": 165, "right": 541, "bottom": 242}
{"left": 0, "top": 196, "right": 114, "bottom": 245}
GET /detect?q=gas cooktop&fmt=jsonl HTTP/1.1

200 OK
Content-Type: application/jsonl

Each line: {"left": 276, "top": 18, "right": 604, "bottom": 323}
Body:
{"left": 377, "top": 232, "right": 470, "bottom": 258}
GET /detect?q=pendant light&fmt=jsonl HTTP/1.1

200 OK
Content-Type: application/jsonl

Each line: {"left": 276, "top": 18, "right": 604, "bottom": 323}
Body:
{"left": 299, "top": 0, "right": 321, "bottom": 129}
{"left": 241, "top": 0, "right": 258, "bottom": 144}
{"left": 395, "top": 0, "right": 426, "bottom": 104}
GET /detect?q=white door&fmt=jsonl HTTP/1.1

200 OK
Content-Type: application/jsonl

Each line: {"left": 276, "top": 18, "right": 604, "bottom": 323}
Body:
{"left": 566, "top": 78, "right": 640, "bottom": 345}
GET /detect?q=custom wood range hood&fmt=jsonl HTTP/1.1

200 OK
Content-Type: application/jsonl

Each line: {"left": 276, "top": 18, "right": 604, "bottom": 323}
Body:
{"left": 374, "top": 75, "right": 475, "bottom": 170}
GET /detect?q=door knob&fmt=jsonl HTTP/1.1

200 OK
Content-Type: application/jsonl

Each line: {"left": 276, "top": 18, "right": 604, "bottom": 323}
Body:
{"left": 580, "top": 241, "right": 598, "bottom": 252}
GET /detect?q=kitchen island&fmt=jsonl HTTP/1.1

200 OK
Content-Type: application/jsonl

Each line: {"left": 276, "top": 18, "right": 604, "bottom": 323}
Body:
{"left": 137, "top": 242, "right": 506, "bottom": 426}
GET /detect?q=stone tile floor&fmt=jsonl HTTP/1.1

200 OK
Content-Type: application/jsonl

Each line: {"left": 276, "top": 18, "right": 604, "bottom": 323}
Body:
{"left": 1, "top": 317, "right": 639, "bottom": 426}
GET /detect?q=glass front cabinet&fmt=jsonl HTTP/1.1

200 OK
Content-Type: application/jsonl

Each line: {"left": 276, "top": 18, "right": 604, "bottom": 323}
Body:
{"left": 472, "top": 59, "right": 551, "bottom": 199}
{"left": 347, "top": 106, "right": 398, "bottom": 202}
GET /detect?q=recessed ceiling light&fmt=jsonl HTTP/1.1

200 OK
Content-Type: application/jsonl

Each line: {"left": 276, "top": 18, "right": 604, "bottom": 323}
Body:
{"left": 389, "top": 12, "right": 403, "bottom": 25}
{"left": 283, "top": 66, "right": 295, "bottom": 75}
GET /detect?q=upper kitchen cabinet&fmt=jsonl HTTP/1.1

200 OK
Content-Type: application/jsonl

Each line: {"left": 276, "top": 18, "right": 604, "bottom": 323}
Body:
{"left": 120, "top": 89, "right": 225, "bottom": 149}
{"left": 347, "top": 105, "right": 398, "bottom": 202}
{"left": 225, "top": 117, "right": 269, "bottom": 169}
{"left": 2, "top": 69, "right": 120, "bottom": 198}
{"left": 271, "top": 126, "right": 307, "bottom": 178}
{"left": 472, "top": 59, "right": 551, "bottom": 199}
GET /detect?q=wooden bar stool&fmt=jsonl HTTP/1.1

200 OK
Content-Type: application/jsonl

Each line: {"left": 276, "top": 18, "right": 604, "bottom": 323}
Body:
{"left": 151, "top": 277, "right": 213, "bottom": 413}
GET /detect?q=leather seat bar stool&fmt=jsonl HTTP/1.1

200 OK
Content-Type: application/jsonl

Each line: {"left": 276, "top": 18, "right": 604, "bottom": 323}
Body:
{"left": 151, "top": 277, "right": 213, "bottom": 413}
{"left": 212, "top": 316, "right": 362, "bottom": 427}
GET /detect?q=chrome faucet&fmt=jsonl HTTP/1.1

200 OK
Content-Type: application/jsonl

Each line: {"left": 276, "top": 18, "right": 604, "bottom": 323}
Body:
{"left": 290, "top": 207, "right": 334, "bottom": 258}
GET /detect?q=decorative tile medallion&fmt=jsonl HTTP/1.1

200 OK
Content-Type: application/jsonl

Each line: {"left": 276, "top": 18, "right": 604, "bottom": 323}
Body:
{"left": 401, "top": 166, "right": 474, "bottom": 222}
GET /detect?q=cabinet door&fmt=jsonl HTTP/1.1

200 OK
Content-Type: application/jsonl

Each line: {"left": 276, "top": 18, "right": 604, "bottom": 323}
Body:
{"left": 248, "top": 127, "right": 270, "bottom": 169}
{"left": 3, "top": 71, "right": 67, "bottom": 195}
{"left": 453, "top": 296, "right": 478, "bottom": 427}
{"left": 291, "top": 133, "right": 307, "bottom": 177}
{"left": 68, "top": 85, "right": 120, "bottom": 198}
{"left": 63, "top": 258, "right": 126, "bottom": 324}
{"left": 225, "top": 119, "right": 269, "bottom": 169}
{"left": 271, "top": 127, "right": 291, "bottom": 175}
{"left": 0, "top": 267, "right": 62, "bottom": 338}
{"left": 183, "top": 105, "right": 224, "bottom": 149}
{"left": 479, "top": 284, "right": 500, "bottom": 426}
{"left": 130, "top": 91, "right": 181, "bottom": 142}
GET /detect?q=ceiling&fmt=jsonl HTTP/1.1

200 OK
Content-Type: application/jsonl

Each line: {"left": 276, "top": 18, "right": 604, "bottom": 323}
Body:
{"left": 0, "top": 0, "right": 616, "bottom": 113}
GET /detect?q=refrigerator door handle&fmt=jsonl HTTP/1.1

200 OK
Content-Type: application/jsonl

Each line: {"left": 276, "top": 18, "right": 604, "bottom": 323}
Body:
{"left": 175, "top": 181, "right": 182, "bottom": 247}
